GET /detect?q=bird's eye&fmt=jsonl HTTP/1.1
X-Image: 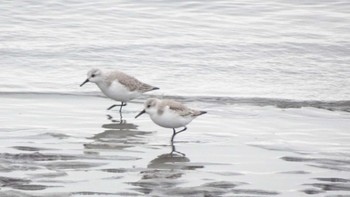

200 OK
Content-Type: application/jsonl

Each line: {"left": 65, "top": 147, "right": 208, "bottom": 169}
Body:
{"left": 91, "top": 74, "right": 95, "bottom": 77}
{"left": 147, "top": 104, "right": 151, "bottom": 108}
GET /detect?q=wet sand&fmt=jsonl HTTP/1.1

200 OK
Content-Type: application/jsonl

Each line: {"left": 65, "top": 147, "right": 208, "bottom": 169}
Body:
{"left": 0, "top": 93, "right": 350, "bottom": 196}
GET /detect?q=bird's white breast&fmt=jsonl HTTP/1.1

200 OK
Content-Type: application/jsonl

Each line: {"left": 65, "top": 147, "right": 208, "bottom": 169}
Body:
{"left": 97, "top": 81, "right": 141, "bottom": 102}
{"left": 150, "top": 109, "right": 194, "bottom": 129}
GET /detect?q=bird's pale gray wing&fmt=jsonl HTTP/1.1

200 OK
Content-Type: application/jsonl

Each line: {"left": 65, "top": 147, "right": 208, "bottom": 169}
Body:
{"left": 107, "top": 71, "right": 155, "bottom": 92}
{"left": 165, "top": 100, "right": 206, "bottom": 117}
{"left": 162, "top": 100, "right": 194, "bottom": 116}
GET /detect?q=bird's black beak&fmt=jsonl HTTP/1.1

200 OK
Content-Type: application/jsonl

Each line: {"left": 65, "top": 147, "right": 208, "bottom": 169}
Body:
{"left": 80, "top": 79, "right": 89, "bottom": 87}
{"left": 135, "top": 109, "right": 146, "bottom": 119}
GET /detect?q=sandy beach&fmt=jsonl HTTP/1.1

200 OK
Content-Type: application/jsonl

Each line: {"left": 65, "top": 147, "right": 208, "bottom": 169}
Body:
{"left": 0, "top": 92, "right": 349, "bottom": 196}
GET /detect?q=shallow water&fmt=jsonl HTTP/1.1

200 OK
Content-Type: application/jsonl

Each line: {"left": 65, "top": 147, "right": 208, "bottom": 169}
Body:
{"left": 1, "top": 0, "right": 350, "bottom": 196}
{"left": 0, "top": 93, "right": 349, "bottom": 196}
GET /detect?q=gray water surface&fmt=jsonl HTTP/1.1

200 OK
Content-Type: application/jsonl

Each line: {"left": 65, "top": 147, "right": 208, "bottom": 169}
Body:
{"left": 1, "top": 0, "right": 350, "bottom": 196}
{"left": 1, "top": 0, "right": 350, "bottom": 100}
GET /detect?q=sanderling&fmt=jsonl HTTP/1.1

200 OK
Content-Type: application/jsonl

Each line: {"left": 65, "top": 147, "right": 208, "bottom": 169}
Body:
{"left": 80, "top": 68, "right": 159, "bottom": 113}
{"left": 135, "top": 98, "right": 206, "bottom": 142}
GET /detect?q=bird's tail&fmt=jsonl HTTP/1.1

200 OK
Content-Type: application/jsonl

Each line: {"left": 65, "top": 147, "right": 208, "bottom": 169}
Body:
{"left": 194, "top": 111, "right": 207, "bottom": 116}
{"left": 142, "top": 84, "right": 160, "bottom": 93}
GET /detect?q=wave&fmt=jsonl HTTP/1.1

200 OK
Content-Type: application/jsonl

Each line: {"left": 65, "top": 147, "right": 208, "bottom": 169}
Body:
{"left": 1, "top": 91, "right": 350, "bottom": 113}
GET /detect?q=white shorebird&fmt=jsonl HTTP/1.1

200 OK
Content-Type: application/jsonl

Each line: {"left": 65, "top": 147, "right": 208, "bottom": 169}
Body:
{"left": 135, "top": 98, "right": 206, "bottom": 142}
{"left": 80, "top": 68, "right": 159, "bottom": 113}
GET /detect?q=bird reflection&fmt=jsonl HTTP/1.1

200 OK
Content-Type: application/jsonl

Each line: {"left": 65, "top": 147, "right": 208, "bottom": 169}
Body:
{"left": 83, "top": 113, "right": 152, "bottom": 155}
{"left": 130, "top": 144, "right": 204, "bottom": 195}
{"left": 106, "top": 111, "right": 124, "bottom": 123}
{"left": 147, "top": 145, "right": 188, "bottom": 169}
{"left": 147, "top": 143, "right": 202, "bottom": 170}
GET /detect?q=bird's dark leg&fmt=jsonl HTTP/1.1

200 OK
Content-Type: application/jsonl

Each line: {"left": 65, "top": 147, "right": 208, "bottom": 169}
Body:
{"left": 170, "top": 141, "right": 185, "bottom": 156}
{"left": 170, "top": 142, "right": 176, "bottom": 154}
{"left": 175, "top": 127, "right": 187, "bottom": 135}
{"left": 119, "top": 102, "right": 125, "bottom": 113}
{"left": 171, "top": 128, "right": 176, "bottom": 143}
{"left": 170, "top": 127, "right": 187, "bottom": 143}
{"left": 107, "top": 102, "right": 127, "bottom": 123}
{"left": 107, "top": 104, "right": 118, "bottom": 110}
{"left": 107, "top": 102, "right": 127, "bottom": 110}
{"left": 118, "top": 110, "right": 123, "bottom": 123}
